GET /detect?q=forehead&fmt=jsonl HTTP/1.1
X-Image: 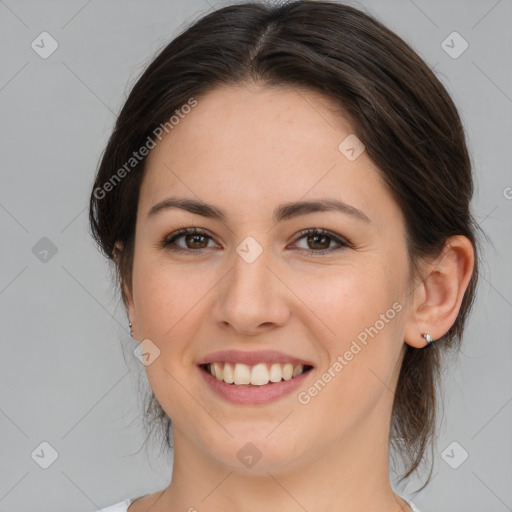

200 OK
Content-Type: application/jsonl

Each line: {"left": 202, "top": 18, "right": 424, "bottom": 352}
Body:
{"left": 139, "top": 84, "right": 401, "bottom": 228}
{"left": 144, "top": 83, "right": 354, "bottom": 171}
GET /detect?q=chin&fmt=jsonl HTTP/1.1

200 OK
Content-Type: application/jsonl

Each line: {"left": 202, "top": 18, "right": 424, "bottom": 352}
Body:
{"left": 201, "top": 427, "right": 306, "bottom": 476}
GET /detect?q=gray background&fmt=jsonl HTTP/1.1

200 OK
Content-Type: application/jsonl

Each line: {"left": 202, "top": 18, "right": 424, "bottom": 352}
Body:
{"left": 1, "top": 0, "right": 511, "bottom": 511}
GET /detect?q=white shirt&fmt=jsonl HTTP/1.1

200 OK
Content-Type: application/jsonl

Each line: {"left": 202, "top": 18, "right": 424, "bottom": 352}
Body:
{"left": 95, "top": 495, "right": 422, "bottom": 511}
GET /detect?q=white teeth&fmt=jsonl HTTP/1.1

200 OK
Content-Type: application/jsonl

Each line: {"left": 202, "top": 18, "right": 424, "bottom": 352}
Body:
{"left": 207, "top": 362, "right": 308, "bottom": 385}
{"left": 233, "top": 363, "right": 251, "bottom": 385}
{"left": 223, "top": 362, "right": 234, "bottom": 383}
{"left": 212, "top": 362, "right": 223, "bottom": 381}
{"left": 250, "top": 364, "right": 270, "bottom": 386}
{"left": 292, "top": 364, "right": 303, "bottom": 377}
{"left": 282, "top": 363, "right": 293, "bottom": 381}
{"left": 269, "top": 363, "right": 282, "bottom": 382}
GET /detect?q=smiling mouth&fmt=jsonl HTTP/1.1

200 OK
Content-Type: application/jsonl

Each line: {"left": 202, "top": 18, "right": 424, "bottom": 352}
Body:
{"left": 200, "top": 362, "right": 314, "bottom": 386}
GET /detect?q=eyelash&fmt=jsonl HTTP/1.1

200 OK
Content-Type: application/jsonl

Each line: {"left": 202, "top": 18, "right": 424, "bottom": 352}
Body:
{"left": 160, "top": 227, "right": 351, "bottom": 256}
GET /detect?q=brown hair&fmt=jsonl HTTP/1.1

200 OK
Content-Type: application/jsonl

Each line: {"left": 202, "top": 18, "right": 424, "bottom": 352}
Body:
{"left": 89, "top": 0, "right": 482, "bottom": 491}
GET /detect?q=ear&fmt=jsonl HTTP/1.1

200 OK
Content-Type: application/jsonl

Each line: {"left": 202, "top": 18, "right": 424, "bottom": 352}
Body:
{"left": 114, "top": 241, "right": 137, "bottom": 338}
{"left": 404, "top": 235, "right": 475, "bottom": 348}
{"left": 113, "top": 241, "right": 123, "bottom": 265}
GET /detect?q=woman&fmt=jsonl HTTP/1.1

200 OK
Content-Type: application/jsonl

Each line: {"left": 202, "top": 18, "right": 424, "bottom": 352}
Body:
{"left": 89, "top": 1, "right": 480, "bottom": 511}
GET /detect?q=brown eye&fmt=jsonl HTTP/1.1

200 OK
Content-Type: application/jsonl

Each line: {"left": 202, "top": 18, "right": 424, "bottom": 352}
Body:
{"left": 182, "top": 233, "right": 209, "bottom": 249}
{"left": 307, "top": 233, "right": 331, "bottom": 250}
{"left": 160, "top": 227, "right": 350, "bottom": 256}
{"left": 293, "top": 228, "right": 350, "bottom": 255}
{"left": 161, "top": 228, "right": 217, "bottom": 253}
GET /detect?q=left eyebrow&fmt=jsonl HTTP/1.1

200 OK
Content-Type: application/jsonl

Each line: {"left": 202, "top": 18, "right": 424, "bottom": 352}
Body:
{"left": 146, "top": 196, "right": 371, "bottom": 224}
{"left": 274, "top": 198, "right": 370, "bottom": 223}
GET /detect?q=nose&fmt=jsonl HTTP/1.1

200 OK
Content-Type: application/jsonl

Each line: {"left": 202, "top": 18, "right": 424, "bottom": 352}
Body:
{"left": 212, "top": 242, "right": 291, "bottom": 336}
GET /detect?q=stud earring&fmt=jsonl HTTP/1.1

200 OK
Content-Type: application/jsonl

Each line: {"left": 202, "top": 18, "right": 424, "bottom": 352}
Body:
{"left": 422, "top": 332, "right": 433, "bottom": 346}
{"left": 128, "top": 320, "right": 134, "bottom": 338}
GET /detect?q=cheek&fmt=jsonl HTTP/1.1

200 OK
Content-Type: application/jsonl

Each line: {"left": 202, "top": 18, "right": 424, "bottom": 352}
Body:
{"left": 289, "top": 259, "right": 398, "bottom": 343}
{"left": 292, "top": 260, "right": 406, "bottom": 412}
{"left": 132, "top": 254, "right": 207, "bottom": 341}
{"left": 296, "top": 310, "right": 404, "bottom": 446}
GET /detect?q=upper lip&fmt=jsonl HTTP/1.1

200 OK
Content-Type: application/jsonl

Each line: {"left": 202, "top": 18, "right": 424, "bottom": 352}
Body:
{"left": 197, "top": 349, "right": 314, "bottom": 367}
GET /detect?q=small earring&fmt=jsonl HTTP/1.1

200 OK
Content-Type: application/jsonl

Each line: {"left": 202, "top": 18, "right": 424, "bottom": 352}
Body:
{"left": 422, "top": 332, "right": 433, "bottom": 346}
{"left": 128, "top": 320, "right": 134, "bottom": 338}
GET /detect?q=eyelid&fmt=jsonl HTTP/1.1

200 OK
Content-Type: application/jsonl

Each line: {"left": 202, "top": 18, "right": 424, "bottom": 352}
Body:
{"left": 288, "top": 229, "right": 352, "bottom": 256}
{"left": 160, "top": 227, "right": 352, "bottom": 254}
{"left": 293, "top": 228, "right": 352, "bottom": 249}
{"left": 160, "top": 227, "right": 218, "bottom": 251}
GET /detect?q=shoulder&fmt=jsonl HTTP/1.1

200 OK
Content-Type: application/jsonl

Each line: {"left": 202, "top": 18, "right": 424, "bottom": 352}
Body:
{"left": 403, "top": 498, "right": 423, "bottom": 512}
{"left": 93, "top": 499, "right": 132, "bottom": 512}
{"left": 398, "top": 494, "right": 423, "bottom": 512}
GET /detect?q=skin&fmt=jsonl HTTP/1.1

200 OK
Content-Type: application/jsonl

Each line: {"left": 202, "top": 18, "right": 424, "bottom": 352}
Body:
{"left": 120, "top": 83, "right": 474, "bottom": 512}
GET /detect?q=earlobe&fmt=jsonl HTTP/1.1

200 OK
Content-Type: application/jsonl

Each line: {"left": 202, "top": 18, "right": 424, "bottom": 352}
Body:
{"left": 124, "top": 281, "right": 136, "bottom": 337}
{"left": 113, "top": 241, "right": 123, "bottom": 266}
{"left": 113, "top": 240, "right": 137, "bottom": 339}
{"left": 404, "top": 235, "right": 475, "bottom": 349}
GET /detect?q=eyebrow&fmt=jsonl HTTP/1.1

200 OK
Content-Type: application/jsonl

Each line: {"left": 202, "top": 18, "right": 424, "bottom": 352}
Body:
{"left": 147, "top": 196, "right": 370, "bottom": 223}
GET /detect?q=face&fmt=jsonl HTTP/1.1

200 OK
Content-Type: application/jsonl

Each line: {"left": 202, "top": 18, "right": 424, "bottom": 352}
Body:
{"left": 126, "top": 83, "right": 414, "bottom": 474}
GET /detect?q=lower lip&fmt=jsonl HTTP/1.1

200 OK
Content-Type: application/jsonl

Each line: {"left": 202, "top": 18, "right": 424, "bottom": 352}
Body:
{"left": 199, "top": 366, "right": 312, "bottom": 404}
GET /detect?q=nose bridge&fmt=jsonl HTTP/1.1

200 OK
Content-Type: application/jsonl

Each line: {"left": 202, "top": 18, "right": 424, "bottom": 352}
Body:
{"left": 215, "top": 234, "right": 289, "bottom": 332}
{"left": 230, "top": 236, "right": 273, "bottom": 304}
